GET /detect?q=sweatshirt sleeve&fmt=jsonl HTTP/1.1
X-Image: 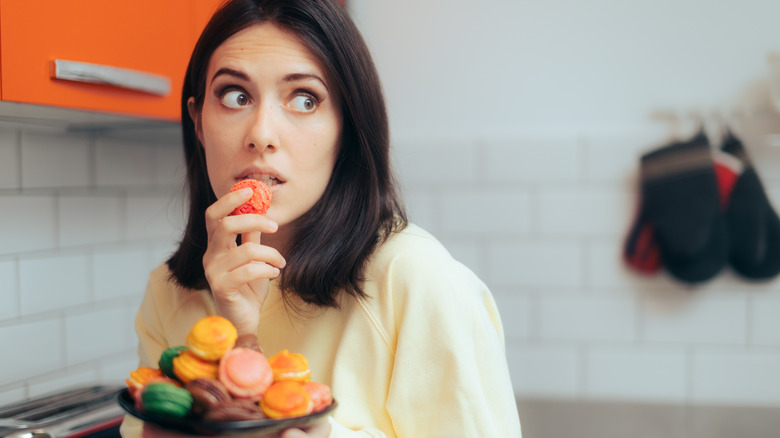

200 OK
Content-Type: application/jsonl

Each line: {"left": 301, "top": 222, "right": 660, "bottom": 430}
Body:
{"left": 382, "top": 240, "right": 522, "bottom": 437}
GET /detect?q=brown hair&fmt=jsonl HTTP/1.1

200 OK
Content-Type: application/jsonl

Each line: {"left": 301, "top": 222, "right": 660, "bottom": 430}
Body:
{"left": 167, "top": 0, "right": 407, "bottom": 307}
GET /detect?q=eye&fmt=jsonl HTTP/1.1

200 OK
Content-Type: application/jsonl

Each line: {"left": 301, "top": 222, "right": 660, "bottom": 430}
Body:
{"left": 289, "top": 93, "right": 318, "bottom": 113}
{"left": 220, "top": 89, "right": 250, "bottom": 108}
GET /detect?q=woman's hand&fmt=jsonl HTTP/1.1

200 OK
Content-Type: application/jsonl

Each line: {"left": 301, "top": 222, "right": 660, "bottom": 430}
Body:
{"left": 203, "top": 187, "right": 286, "bottom": 335}
{"left": 279, "top": 418, "right": 331, "bottom": 438}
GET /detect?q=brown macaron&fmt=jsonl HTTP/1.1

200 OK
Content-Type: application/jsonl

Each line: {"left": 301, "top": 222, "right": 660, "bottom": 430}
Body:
{"left": 185, "top": 378, "right": 231, "bottom": 417}
{"left": 202, "top": 399, "right": 267, "bottom": 422}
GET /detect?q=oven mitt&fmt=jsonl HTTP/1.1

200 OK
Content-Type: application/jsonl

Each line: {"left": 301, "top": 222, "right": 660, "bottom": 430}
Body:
{"left": 640, "top": 131, "right": 728, "bottom": 283}
{"left": 624, "top": 141, "right": 739, "bottom": 277}
{"left": 721, "top": 132, "right": 780, "bottom": 280}
{"left": 623, "top": 204, "right": 662, "bottom": 274}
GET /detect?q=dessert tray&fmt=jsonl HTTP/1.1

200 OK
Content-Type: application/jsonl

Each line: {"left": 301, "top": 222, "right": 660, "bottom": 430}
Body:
{"left": 117, "top": 388, "right": 337, "bottom": 436}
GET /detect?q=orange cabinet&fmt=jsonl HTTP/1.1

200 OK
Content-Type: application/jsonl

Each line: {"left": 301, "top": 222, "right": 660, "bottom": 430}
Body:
{"left": 0, "top": 0, "right": 224, "bottom": 121}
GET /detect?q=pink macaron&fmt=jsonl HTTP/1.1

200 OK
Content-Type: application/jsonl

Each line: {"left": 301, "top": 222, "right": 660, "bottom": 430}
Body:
{"left": 218, "top": 347, "right": 273, "bottom": 401}
{"left": 302, "top": 381, "right": 333, "bottom": 413}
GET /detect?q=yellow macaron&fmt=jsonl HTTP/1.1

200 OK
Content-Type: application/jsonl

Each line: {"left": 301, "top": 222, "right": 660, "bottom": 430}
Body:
{"left": 186, "top": 315, "right": 238, "bottom": 361}
{"left": 173, "top": 350, "right": 219, "bottom": 384}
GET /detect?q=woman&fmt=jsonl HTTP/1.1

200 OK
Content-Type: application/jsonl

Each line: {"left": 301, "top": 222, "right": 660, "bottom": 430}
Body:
{"left": 121, "top": 0, "right": 521, "bottom": 436}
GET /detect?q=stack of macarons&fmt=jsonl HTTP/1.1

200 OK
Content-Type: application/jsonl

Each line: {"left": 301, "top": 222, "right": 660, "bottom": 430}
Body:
{"left": 125, "top": 315, "right": 333, "bottom": 422}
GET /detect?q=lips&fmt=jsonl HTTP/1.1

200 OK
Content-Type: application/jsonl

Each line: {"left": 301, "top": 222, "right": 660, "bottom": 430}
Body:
{"left": 236, "top": 170, "right": 284, "bottom": 187}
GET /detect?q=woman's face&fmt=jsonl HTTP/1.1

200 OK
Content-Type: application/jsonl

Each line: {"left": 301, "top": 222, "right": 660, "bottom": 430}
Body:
{"left": 190, "top": 23, "right": 342, "bottom": 229}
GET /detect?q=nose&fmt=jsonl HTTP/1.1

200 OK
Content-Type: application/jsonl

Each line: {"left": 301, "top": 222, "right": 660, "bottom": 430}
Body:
{"left": 245, "top": 102, "right": 279, "bottom": 152}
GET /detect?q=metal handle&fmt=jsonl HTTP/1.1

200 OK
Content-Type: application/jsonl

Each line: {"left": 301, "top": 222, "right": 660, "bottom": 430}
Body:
{"left": 50, "top": 59, "right": 171, "bottom": 97}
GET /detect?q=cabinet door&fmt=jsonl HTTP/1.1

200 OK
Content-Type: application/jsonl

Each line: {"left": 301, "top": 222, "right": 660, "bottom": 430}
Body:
{"left": 0, "top": 0, "right": 203, "bottom": 121}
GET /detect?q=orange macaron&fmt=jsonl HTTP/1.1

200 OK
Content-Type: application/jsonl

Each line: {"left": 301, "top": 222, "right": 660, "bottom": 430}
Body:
{"left": 125, "top": 366, "right": 165, "bottom": 407}
{"left": 186, "top": 316, "right": 238, "bottom": 361}
{"left": 173, "top": 350, "right": 219, "bottom": 384}
{"left": 229, "top": 179, "right": 272, "bottom": 216}
{"left": 268, "top": 349, "right": 311, "bottom": 382}
{"left": 260, "top": 381, "right": 313, "bottom": 419}
{"left": 126, "top": 366, "right": 164, "bottom": 390}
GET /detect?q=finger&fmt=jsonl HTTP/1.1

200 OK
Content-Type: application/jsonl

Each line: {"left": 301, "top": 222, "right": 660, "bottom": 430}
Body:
{"left": 204, "top": 188, "right": 253, "bottom": 235}
{"left": 280, "top": 429, "right": 306, "bottom": 438}
{"left": 208, "top": 215, "right": 278, "bottom": 249}
{"left": 220, "top": 215, "right": 278, "bottom": 237}
{"left": 280, "top": 417, "right": 331, "bottom": 438}
{"left": 215, "top": 243, "right": 286, "bottom": 272}
{"left": 241, "top": 230, "right": 261, "bottom": 246}
{"left": 206, "top": 262, "right": 279, "bottom": 296}
{"left": 229, "top": 261, "right": 281, "bottom": 285}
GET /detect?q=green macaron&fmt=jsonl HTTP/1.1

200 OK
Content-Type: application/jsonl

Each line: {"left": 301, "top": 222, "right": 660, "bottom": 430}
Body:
{"left": 141, "top": 382, "right": 193, "bottom": 418}
{"left": 158, "top": 345, "right": 188, "bottom": 380}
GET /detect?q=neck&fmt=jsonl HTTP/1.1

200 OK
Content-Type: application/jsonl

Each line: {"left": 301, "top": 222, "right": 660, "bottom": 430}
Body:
{"left": 260, "top": 224, "right": 292, "bottom": 257}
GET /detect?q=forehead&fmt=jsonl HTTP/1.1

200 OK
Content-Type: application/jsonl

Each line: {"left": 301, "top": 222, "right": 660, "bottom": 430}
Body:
{"left": 209, "top": 23, "right": 325, "bottom": 77}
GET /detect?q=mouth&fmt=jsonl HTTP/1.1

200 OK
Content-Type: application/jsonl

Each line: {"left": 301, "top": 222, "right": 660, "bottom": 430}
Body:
{"left": 237, "top": 173, "right": 284, "bottom": 187}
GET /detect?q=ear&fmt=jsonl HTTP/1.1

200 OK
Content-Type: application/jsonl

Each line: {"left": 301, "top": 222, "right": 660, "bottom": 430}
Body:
{"left": 187, "top": 97, "right": 205, "bottom": 146}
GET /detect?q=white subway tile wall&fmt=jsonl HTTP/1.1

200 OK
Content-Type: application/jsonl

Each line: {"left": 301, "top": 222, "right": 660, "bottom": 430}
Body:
{"left": 95, "top": 137, "right": 157, "bottom": 187}
{"left": 394, "top": 130, "right": 780, "bottom": 408}
{"left": 0, "top": 125, "right": 184, "bottom": 401}
{"left": 585, "top": 346, "right": 688, "bottom": 401}
{"left": 3, "top": 121, "right": 780, "bottom": 410}
{"left": 0, "top": 259, "right": 19, "bottom": 320}
{"left": 0, "top": 129, "right": 19, "bottom": 189}
{"left": 21, "top": 132, "right": 91, "bottom": 188}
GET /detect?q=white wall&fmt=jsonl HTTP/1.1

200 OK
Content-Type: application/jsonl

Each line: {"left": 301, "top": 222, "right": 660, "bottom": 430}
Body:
{"left": 0, "top": 126, "right": 184, "bottom": 404}
{"left": 351, "top": 0, "right": 780, "bottom": 406}
{"left": 352, "top": 0, "right": 780, "bottom": 139}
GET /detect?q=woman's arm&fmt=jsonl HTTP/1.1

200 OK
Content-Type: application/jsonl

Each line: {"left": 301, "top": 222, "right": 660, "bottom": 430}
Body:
{"left": 383, "top": 241, "right": 522, "bottom": 437}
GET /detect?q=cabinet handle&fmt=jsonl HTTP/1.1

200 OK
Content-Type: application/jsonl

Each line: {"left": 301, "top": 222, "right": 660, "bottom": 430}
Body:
{"left": 50, "top": 59, "right": 171, "bottom": 97}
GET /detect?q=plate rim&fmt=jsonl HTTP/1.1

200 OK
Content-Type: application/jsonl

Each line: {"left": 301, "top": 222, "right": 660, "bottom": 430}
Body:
{"left": 117, "top": 387, "right": 336, "bottom": 435}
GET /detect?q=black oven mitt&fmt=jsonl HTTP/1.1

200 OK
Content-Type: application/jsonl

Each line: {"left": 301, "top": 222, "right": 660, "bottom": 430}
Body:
{"left": 640, "top": 131, "right": 728, "bottom": 283}
{"left": 721, "top": 133, "right": 780, "bottom": 280}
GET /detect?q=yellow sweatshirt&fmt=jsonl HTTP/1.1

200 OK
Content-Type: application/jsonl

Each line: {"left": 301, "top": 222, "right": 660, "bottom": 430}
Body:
{"left": 120, "top": 224, "right": 521, "bottom": 437}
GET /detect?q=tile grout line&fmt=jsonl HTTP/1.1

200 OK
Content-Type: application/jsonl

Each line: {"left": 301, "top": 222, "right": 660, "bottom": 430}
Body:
{"left": 15, "top": 128, "right": 22, "bottom": 189}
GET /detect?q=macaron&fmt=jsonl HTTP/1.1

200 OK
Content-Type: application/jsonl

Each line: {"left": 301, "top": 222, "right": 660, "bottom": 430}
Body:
{"left": 302, "top": 381, "right": 333, "bottom": 413}
{"left": 230, "top": 179, "right": 272, "bottom": 216}
{"left": 202, "top": 399, "right": 268, "bottom": 422}
{"left": 126, "top": 366, "right": 164, "bottom": 390}
{"left": 158, "top": 345, "right": 188, "bottom": 380}
{"left": 126, "top": 367, "right": 164, "bottom": 406}
{"left": 260, "top": 381, "right": 313, "bottom": 419}
{"left": 173, "top": 350, "right": 219, "bottom": 384}
{"left": 185, "top": 378, "right": 232, "bottom": 417}
{"left": 268, "top": 349, "right": 311, "bottom": 382}
{"left": 141, "top": 382, "right": 193, "bottom": 419}
{"left": 186, "top": 315, "right": 238, "bottom": 361}
{"left": 218, "top": 347, "right": 273, "bottom": 401}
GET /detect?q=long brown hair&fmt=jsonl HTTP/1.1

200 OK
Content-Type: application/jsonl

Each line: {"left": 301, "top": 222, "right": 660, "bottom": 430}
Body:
{"left": 167, "top": 0, "right": 407, "bottom": 307}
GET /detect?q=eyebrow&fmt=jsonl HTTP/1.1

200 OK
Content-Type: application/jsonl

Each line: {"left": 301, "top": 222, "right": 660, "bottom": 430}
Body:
{"left": 211, "top": 68, "right": 250, "bottom": 84}
{"left": 283, "top": 73, "right": 329, "bottom": 91}
{"left": 211, "top": 68, "right": 328, "bottom": 91}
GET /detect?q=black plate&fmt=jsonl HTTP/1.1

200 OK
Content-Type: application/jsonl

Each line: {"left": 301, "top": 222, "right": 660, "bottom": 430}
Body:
{"left": 117, "top": 388, "right": 336, "bottom": 436}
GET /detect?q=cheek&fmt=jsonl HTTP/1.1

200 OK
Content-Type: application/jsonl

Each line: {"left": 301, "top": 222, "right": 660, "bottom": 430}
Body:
{"left": 200, "top": 127, "right": 235, "bottom": 196}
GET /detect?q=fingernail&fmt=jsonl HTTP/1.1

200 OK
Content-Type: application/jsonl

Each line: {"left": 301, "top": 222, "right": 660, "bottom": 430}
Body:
{"left": 240, "top": 188, "right": 253, "bottom": 196}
